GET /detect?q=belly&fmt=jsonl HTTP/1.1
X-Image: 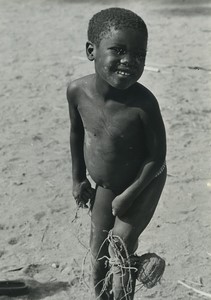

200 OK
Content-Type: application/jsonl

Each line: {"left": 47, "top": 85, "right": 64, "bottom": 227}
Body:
{"left": 84, "top": 130, "right": 146, "bottom": 193}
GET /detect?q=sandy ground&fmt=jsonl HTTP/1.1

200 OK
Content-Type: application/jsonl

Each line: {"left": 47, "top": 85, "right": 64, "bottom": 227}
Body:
{"left": 0, "top": 0, "right": 211, "bottom": 299}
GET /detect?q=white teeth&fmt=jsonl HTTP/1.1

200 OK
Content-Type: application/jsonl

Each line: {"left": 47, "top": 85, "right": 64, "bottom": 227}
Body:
{"left": 117, "top": 71, "right": 130, "bottom": 76}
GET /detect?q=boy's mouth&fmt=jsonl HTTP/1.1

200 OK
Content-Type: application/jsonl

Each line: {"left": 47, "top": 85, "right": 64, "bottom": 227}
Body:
{"left": 116, "top": 70, "right": 133, "bottom": 77}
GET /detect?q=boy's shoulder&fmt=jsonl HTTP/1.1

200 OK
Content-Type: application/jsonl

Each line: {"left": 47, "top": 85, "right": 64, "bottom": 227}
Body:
{"left": 67, "top": 74, "right": 94, "bottom": 103}
{"left": 132, "top": 82, "right": 159, "bottom": 108}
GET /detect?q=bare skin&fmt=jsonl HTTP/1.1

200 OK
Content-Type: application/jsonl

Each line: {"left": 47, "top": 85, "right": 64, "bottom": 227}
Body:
{"left": 67, "top": 27, "right": 166, "bottom": 300}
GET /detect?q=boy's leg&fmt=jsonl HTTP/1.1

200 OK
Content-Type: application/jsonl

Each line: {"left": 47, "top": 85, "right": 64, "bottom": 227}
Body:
{"left": 90, "top": 186, "right": 115, "bottom": 300}
{"left": 109, "top": 168, "right": 167, "bottom": 300}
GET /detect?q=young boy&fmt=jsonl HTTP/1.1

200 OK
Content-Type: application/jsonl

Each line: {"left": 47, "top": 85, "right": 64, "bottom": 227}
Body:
{"left": 67, "top": 7, "right": 167, "bottom": 300}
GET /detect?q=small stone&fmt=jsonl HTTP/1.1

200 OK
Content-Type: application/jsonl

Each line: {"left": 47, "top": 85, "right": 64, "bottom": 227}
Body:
{"left": 0, "top": 224, "right": 5, "bottom": 230}
{"left": 52, "top": 263, "right": 59, "bottom": 269}
{"left": 15, "top": 75, "right": 23, "bottom": 80}
{"left": 8, "top": 237, "right": 18, "bottom": 245}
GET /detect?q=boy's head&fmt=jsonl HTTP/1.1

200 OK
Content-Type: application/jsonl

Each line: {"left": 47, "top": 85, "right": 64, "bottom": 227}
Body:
{"left": 86, "top": 8, "right": 148, "bottom": 90}
{"left": 88, "top": 7, "right": 148, "bottom": 47}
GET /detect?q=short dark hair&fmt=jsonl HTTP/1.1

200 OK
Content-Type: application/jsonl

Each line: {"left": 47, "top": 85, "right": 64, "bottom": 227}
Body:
{"left": 88, "top": 7, "right": 148, "bottom": 46}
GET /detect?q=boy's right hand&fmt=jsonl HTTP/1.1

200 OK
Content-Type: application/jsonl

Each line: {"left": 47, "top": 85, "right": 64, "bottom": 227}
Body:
{"left": 72, "top": 178, "right": 95, "bottom": 208}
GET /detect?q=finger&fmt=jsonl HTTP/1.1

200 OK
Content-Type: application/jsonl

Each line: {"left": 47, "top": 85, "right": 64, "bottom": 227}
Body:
{"left": 78, "top": 201, "right": 88, "bottom": 208}
{"left": 80, "top": 200, "right": 88, "bottom": 207}
{"left": 80, "top": 194, "right": 89, "bottom": 203}
{"left": 83, "top": 190, "right": 91, "bottom": 199}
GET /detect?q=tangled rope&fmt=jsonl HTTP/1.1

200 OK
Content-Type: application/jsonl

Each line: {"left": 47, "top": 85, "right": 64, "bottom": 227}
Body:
{"left": 95, "top": 231, "right": 166, "bottom": 299}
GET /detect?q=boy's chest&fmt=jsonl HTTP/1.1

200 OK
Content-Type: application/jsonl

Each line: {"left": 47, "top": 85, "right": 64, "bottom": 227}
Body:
{"left": 78, "top": 98, "right": 145, "bottom": 140}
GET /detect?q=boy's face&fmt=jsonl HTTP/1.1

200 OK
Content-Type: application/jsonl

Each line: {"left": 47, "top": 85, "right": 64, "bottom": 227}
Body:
{"left": 88, "top": 27, "right": 147, "bottom": 90}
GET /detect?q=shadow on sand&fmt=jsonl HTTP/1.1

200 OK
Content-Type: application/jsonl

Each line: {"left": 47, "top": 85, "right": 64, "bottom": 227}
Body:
{"left": 156, "top": 6, "right": 211, "bottom": 16}
{"left": 61, "top": 0, "right": 127, "bottom": 3}
{"left": 61, "top": 0, "right": 211, "bottom": 4}
{"left": 159, "top": 0, "right": 211, "bottom": 4}
{"left": 25, "top": 279, "right": 70, "bottom": 299}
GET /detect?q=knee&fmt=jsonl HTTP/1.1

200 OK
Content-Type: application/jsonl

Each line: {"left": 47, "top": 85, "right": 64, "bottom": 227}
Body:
{"left": 108, "top": 235, "right": 122, "bottom": 260}
{"left": 108, "top": 233, "right": 138, "bottom": 258}
{"left": 108, "top": 232, "right": 138, "bottom": 261}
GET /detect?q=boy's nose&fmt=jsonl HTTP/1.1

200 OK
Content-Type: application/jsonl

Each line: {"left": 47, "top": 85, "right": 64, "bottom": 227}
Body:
{"left": 120, "top": 54, "right": 134, "bottom": 66}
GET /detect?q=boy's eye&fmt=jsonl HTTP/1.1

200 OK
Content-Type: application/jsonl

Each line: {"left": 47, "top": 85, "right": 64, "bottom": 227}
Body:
{"left": 111, "top": 47, "right": 126, "bottom": 55}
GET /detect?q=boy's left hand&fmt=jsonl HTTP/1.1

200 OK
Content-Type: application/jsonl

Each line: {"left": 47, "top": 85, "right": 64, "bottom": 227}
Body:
{"left": 112, "top": 193, "right": 132, "bottom": 217}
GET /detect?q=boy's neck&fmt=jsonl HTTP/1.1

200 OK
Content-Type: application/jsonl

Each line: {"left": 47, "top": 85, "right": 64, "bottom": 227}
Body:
{"left": 93, "top": 75, "right": 127, "bottom": 101}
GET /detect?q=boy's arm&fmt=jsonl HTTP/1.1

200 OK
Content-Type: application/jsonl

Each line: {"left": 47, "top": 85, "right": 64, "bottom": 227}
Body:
{"left": 131, "top": 95, "right": 166, "bottom": 191}
{"left": 112, "top": 95, "right": 166, "bottom": 216}
{"left": 67, "top": 83, "right": 94, "bottom": 206}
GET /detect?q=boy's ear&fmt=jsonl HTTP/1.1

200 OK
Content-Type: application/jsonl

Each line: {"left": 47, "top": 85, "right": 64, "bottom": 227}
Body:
{"left": 86, "top": 41, "right": 95, "bottom": 61}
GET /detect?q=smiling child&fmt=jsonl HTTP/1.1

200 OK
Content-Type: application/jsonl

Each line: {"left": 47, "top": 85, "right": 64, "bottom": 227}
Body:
{"left": 67, "top": 7, "right": 167, "bottom": 300}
